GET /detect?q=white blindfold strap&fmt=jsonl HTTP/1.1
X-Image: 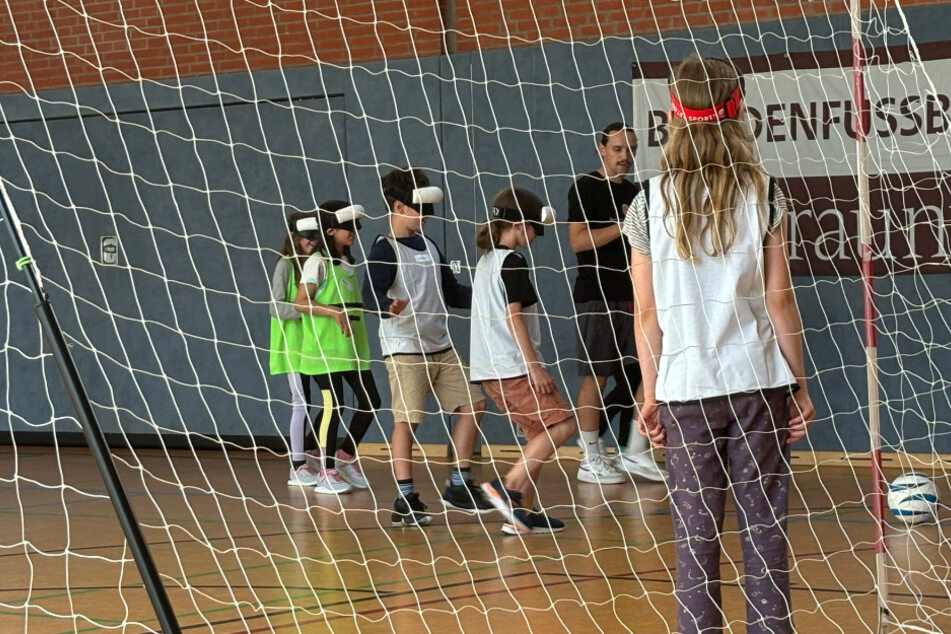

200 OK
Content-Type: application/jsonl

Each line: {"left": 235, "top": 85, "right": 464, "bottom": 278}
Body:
{"left": 295, "top": 216, "right": 320, "bottom": 232}
{"left": 412, "top": 186, "right": 443, "bottom": 205}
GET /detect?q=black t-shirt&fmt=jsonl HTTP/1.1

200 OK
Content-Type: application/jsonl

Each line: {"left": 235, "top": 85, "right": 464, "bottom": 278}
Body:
{"left": 500, "top": 252, "right": 537, "bottom": 308}
{"left": 566, "top": 172, "right": 639, "bottom": 303}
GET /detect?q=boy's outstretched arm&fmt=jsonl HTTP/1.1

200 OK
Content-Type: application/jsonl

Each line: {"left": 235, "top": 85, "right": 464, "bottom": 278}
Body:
{"left": 362, "top": 238, "right": 406, "bottom": 316}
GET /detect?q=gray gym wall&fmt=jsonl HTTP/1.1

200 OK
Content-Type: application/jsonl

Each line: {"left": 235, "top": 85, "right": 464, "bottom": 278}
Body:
{"left": 1, "top": 5, "right": 949, "bottom": 457}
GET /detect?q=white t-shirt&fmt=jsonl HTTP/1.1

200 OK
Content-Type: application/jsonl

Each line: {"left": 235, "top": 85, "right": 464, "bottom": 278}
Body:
{"left": 300, "top": 254, "right": 327, "bottom": 291}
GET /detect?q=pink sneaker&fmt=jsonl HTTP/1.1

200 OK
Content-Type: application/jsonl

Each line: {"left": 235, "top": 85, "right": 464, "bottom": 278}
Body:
{"left": 336, "top": 455, "right": 368, "bottom": 489}
{"left": 314, "top": 468, "right": 352, "bottom": 495}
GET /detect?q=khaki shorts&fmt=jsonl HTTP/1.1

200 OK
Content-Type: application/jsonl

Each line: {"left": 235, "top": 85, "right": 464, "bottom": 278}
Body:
{"left": 384, "top": 348, "right": 484, "bottom": 424}
{"left": 482, "top": 375, "right": 575, "bottom": 440}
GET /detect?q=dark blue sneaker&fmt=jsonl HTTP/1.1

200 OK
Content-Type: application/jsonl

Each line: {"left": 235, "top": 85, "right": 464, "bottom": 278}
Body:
{"left": 527, "top": 511, "right": 565, "bottom": 533}
{"left": 480, "top": 479, "right": 532, "bottom": 533}
{"left": 502, "top": 510, "right": 566, "bottom": 535}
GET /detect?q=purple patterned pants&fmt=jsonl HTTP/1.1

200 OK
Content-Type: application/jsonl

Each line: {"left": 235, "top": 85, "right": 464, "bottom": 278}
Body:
{"left": 661, "top": 389, "right": 793, "bottom": 634}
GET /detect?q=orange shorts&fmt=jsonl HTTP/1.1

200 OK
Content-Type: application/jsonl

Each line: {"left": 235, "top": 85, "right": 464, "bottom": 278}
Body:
{"left": 481, "top": 375, "right": 574, "bottom": 440}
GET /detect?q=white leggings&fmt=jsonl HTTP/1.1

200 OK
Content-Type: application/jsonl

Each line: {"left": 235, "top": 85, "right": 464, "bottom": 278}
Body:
{"left": 286, "top": 373, "right": 309, "bottom": 462}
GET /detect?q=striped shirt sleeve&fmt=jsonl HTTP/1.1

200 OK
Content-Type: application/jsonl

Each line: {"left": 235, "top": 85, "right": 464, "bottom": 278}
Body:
{"left": 769, "top": 183, "right": 790, "bottom": 231}
{"left": 621, "top": 189, "right": 650, "bottom": 256}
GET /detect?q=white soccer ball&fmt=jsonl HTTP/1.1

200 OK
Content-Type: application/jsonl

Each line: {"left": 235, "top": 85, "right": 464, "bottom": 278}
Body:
{"left": 887, "top": 472, "right": 939, "bottom": 526}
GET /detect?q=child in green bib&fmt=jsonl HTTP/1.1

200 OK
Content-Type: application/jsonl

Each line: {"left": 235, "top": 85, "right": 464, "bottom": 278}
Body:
{"left": 293, "top": 200, "right": 381, "bottom": 495}
{"left": 269, "top": 211, "right": 323, "bottom": 488}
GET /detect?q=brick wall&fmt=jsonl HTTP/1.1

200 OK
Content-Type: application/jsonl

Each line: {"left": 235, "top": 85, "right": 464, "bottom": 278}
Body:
{"left": 0, "top": 0, "right": 946, "bottom": 95}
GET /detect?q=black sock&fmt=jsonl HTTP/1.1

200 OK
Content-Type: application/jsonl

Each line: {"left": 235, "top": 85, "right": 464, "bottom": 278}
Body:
{"left": 292, "top": 459, "right": 306, "bottom": 469}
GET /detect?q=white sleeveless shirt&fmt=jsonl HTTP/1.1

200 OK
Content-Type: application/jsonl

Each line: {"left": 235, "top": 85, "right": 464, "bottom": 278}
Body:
{"left": 623, "top": 175, "right": 796, "bottom": 402}
{"left": 469, "top": 248, "right": 542, "bottom": 382}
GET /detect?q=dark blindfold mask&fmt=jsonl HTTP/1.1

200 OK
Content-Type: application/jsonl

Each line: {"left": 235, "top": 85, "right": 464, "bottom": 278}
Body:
{"left": 386, "top": 186, "right": 443, "bottom": 216}
{"left": 491, "top": 205, "right": 557, "bottom": 236}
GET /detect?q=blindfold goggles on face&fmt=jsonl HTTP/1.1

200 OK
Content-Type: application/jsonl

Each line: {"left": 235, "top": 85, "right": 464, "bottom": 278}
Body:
{"left": 294, "top": 216, "right": 321, "bottom": 240}
{"left": 491, "top": 205, "right": 556, "bottom": 236}
{"left": 320, "top": 204, "right": 366, "bottom": 232}
{"left": 385, "top": 186, "right": 443, "bottom": 216}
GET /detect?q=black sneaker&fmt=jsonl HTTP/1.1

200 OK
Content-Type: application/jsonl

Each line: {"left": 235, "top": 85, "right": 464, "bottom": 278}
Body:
{"left": 480, "top": 479, "right": 532, "bottom": 533}
{"left": 502, "top": 510, "right": 566, "bottom": 535}
{"left": 441, "top": 479, "right": 494, "bottom": 513}
{"left": 391, "top": 493, "right": 431, "bottom": 526}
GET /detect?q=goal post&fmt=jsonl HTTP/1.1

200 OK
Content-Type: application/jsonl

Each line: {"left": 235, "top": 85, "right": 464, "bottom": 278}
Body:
{"left": 0, "top": 177, "right": 180, "bottom": 633}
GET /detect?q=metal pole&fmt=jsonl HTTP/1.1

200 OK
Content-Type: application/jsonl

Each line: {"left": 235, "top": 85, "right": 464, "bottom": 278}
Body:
{"left": 850, "top": 3, "right": 889, "bottom": 632}
{"left": 0, "top": 179, "right": 181, "bottom": 633}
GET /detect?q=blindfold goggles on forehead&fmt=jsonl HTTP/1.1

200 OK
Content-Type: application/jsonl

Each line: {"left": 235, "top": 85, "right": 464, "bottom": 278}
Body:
{"left": 491, "top": 205, "right": 557, "bottom": 236}
{"left": 386, "top": 186, "right": 443, "bottom": 216}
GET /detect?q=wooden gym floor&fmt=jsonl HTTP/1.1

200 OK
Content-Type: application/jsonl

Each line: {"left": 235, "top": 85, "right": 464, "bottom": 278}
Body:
{"left": 0, "top": 445, "right": 948, "bottom": 633}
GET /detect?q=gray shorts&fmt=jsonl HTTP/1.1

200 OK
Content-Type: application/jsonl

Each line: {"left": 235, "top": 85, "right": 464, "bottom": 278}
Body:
{"left": 575, "top": 300, "right": 636, "bottom": 377}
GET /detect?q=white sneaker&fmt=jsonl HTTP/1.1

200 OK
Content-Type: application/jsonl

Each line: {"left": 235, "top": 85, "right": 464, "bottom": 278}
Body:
{"left": 336, "top": 457, "right": 369, "bottom": 489}
{"left": 577, "top": 455, "right": 627, "bottom": 485}
{"left": 618, "top": 452, "right": 666, "bottom": 482}
{"left": 598, "top": 437, "right": 620, "bottom": 468}
{"left": 288, "top": 464, "right": 320, "bottom": 486}
{"left": 314, "top": 468, "right": 353, "bottom": 494}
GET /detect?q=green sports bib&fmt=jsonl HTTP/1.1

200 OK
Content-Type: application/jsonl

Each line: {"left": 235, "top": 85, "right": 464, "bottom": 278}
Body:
{"left": 299, "top": 255, "right": 371, "bottom": 375}
{"left": 269, "top": 257, "right": 304, "bottom": 375}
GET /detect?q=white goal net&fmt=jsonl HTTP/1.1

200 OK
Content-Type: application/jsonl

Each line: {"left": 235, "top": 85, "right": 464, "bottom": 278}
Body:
{"left": 0, "top": 1, "right": 948, "bottom": 632}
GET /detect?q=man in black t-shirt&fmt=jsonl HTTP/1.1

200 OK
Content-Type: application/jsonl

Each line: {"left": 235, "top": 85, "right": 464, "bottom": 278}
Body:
{"left": 567, "top": 122, "right": 663, "bottom": 484}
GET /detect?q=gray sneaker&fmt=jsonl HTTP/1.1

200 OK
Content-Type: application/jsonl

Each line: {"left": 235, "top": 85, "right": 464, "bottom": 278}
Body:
{"left": 288, "top": 464, "right": 320, "bottom": 486}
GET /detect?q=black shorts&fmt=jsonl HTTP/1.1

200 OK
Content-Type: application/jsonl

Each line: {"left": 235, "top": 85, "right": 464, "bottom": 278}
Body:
{"left": 575, "top": 300, "right": 637, "bottom": 377}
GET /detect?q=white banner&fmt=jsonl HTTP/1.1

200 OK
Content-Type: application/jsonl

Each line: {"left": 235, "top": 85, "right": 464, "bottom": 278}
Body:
{"left": 633, "top": 59, "right": 951, "bottom": 179}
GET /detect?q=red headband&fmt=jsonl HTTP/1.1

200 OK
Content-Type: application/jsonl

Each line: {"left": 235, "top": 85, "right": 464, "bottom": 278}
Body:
{"left": 670, "top": 85, "right": 743, "bottom": 123}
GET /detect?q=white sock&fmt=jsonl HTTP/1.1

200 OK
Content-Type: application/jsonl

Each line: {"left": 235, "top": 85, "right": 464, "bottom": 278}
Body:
{"left": 625, "top": 423, "right": 650, "bottom": 456}
{"left": 580, "top": 429, "right": 601, "bottom": 461}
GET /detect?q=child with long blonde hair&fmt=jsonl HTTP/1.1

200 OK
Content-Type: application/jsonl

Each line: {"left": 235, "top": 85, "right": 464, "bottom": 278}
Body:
{"left": 623, "top": 56, "right": 815, "bottom": 633}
